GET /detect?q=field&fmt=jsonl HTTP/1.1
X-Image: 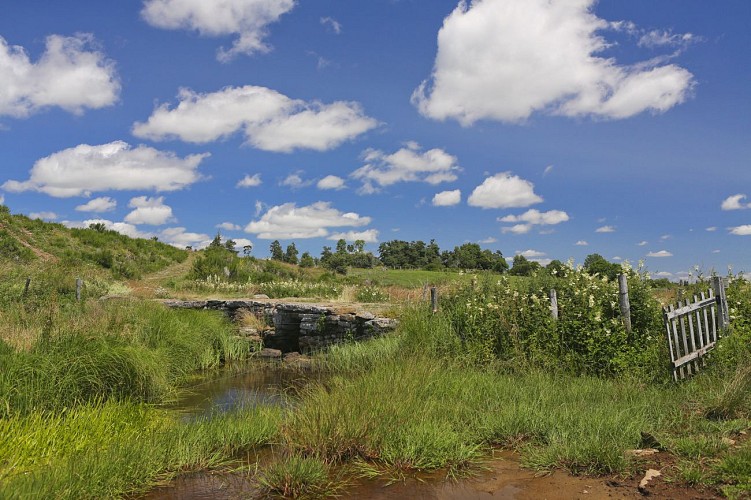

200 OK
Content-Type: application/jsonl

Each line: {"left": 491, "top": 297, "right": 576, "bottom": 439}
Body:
{"left": 0, "top": 212, "right": 750, "bottom": 498}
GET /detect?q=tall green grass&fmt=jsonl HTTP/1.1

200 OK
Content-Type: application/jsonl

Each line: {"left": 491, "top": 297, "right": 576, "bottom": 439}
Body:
{"left": 0, "top": 301, "right": 248, "bottom": 416}
{"left": 0, "top": 401, "right": 282, "bottom": 499}
{"left": 284, "top": 358, "right": 671, "bottom": 475}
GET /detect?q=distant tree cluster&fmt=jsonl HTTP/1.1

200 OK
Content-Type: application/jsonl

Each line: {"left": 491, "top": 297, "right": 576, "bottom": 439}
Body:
{"left": 208, "top": 234, "right": 626, "bottom": 282}
{"left": 320, "top": 239, "right": 378, "bottom": 274}
{"left": 378, "top": 240, "right": 508, "bottom": 273}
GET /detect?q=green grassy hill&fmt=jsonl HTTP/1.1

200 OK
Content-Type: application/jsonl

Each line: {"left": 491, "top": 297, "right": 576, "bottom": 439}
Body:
{"left": 0, "top": 205, "right": 187, "bottom": 280}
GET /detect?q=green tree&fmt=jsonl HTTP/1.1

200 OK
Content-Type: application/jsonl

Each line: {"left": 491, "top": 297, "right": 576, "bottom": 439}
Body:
{"left": 546, "top": 259, "right": 566, "bottom": 276}
{"left": 284, "top": 242, "right": 299, "bottom": 265}
{"left": 583, "top": 253, "right": 620, "bottom": 281}
{"left": 299, "top": 251, "right": 315, "bottom": 268}
{"left": 269, "top": 240, "right": 284, "bottom": 261}
{"left": 335, "top": 238, "right": 347, "bottom": 255}
{"left": 508, "top": 254, "right": 540, "bottom": 276}
{"left": 242, "top": 244, "right": 253, "bottom": 257}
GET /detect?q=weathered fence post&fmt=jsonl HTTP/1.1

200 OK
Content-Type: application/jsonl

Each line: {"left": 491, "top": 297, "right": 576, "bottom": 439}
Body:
{"left": 76, "top": 278, "right": 82, "bottom": 302}
{"left": 430, "top": 287, "right": 438, "bottom": 314}
{"left": 618, "top": 273, "right": 632, "bottom": 334}
{"left": 422, "top": 283, "right": 428, "bottom": 301}
{"left": 23, "top": 277, "right": 31, "bottom": 297}
{"left": 711, "top": 276, "right": 729, "bottom": 330}
{"left": 549, "top": 289, "right": 558, "bottom": 320}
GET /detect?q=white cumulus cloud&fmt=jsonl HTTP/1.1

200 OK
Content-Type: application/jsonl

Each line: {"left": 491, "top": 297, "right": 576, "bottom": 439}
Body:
{"left": 160, "top": 227, "right": 211, "bottom": 248}
{"left": 575, "top": 240, "right": 589, "bottom": 246}
{"left": 245, "top": 201, "right": 372, "bottom": 239}
{"left": 351, "top": 143, "right": 461, "bottom": 194}
{"left": 281, "top": 172, "right": 313, "bottom": 189}
{"left": 141, "top": 0, "right": 295, "bottom": 61}
{"left": 3, "top": 141, "right": 207, "bottom": 198}
{"left": 217, "top": 222, "right": 242, "bottom": 231}
{"left": 468, "top": 173, "right": 543, "bottom": 209}
{"left": 320, "top": 17, "right": 342, "bottom": 34}
{"left": 0, "top": 34, "right": 120, "bottom": 118}
{"left": 413, "top": 0, "right": 694, "bottom": 125}
{"left": 432, "top": 189, "right": 461, "bottom": 207}
{"left": 237, "top": 174, "right": 262, "bottom": 188}
{"left": 75, "top": 197, "right": 117, "bottom": 213}
{"left": 721, "top": 194, "right": 751, "bottom": 211}
{"left": 124, "top": 196, "right": 175, "bottom": 226}
{"left": 729, "top": 225, "right": 751, "bottom": 236}
{"left": 596, "top": 225, "right": 616, "bottom": 233}
{"left": 317, "top": 175, "right": 346, "bottom": 190}
{"left": 328, "top": 229, "right": 379, "bottom": 243}
{"left": 647, "top": 250, "right": 673, "bottom": 257}
{"left": 515, "top": 249, "right": 551, "bottom": 266}
{"left": 72, "top": 219, "right": 149, "bottom": 239}
{"left": 132, "top": 85, "right": 377, "bottom": 153}
{"left": 499, "top": 209, "right": 569, "bottom": 225}
{"left": 29, "top": 211, "right": 57, "bottom": 220}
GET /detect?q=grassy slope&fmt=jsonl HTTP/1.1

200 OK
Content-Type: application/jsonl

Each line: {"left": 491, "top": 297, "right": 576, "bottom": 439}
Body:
{"left": 0, "top": 207, "right": 188, "bottom": 281}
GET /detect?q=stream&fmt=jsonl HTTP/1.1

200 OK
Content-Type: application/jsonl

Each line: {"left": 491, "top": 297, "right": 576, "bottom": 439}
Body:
{"left": 144, "top": 361, "right": 638, "bottom": 499}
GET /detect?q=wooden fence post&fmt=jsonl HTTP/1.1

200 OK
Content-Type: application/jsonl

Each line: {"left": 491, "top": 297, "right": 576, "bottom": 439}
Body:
{"left": 430, "top": 287, "right": 438, "bottom": 314}
{"left": 76, "top": 278, "right": 82, "bottom": 302}
{"left": 549, "top": 289, "right": 558, "bottom": 320}
{"left": 618, "top": 273, "right": 632, "bottom": 334}
{"left": 711, "top": 276, "right": 729, "bottom": 330}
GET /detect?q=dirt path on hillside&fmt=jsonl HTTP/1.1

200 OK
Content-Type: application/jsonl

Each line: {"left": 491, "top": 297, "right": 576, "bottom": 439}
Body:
{"left": 127, "top": 253, "right": 197, "bottom": 299}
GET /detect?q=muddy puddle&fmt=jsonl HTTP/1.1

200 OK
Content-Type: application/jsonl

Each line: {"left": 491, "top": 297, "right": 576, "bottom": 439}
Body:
{"left": 145, "top": 362, "right": 666, "bottom": 499}
{"left": 145, "top": 452, "right": 637, "bottom": 500}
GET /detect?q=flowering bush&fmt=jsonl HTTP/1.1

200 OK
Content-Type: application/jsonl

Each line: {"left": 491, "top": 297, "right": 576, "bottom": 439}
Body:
{"left": 355, "top": 286, "right": 390, "bottom": 303}
{"left": 443, "top": 263, "right": 664, "bottom": 377}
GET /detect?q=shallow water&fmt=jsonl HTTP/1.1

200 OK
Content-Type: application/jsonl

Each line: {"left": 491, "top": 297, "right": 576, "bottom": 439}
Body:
{"left": 146, "top": 362, "right": 638, "bottom": 499}
{"left": 145, "top": 453, "right": 633, "bottom": 499}
{"left": 168, "top": 361, "right": 306, "bottom": 417}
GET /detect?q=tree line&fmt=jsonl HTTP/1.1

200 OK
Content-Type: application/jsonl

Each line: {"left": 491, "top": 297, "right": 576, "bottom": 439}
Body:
{"left": 202, "top": 232, "right": 626, "bottom": 279}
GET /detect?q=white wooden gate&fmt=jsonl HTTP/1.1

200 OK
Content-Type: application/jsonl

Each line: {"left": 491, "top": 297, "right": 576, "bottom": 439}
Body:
{"left": 663, "top": 277, "right": 729, "bottom": 380}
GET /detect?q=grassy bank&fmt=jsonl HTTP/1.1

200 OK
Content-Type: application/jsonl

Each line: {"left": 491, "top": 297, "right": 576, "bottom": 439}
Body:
{"left": 0, "top": 402, "right": 282, "bottom": 499}
{"left": 266, "top": 273, "right": 751, "bottom": 497}
{"left": 0, "top": 295, "right": 279, "bottom": 498}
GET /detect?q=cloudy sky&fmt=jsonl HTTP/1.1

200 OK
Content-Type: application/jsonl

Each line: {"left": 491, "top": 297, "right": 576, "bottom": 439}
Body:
{"left": 1, "top": 0, "right": 749, "bottom": 279}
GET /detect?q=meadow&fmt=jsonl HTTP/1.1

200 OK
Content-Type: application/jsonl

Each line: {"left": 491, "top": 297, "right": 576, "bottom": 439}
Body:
{"left": 0, "top": 210, "right": 750, "bottom": 498}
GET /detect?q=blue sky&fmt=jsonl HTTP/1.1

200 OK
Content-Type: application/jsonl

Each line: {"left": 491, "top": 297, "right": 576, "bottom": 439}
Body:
{"left": 1, "top": 0, "right": 749, "bottom": 279}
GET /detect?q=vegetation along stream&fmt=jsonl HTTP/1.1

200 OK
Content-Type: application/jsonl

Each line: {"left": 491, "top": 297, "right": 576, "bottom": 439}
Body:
{"left": 1, "top": 211, "right": 750, "bottom": 498}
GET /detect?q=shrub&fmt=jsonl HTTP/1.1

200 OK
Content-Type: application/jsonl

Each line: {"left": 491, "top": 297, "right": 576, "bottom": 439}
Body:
{"left": 441, "top": 263, "right": 664, "bottom": 377}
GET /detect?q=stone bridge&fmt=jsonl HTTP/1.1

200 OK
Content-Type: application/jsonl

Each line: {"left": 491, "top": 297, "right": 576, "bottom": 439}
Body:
{"left": 162, "top": 299, "right": 398, "bottom": 354}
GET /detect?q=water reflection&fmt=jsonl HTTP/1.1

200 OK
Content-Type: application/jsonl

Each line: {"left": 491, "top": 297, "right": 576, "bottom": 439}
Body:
{"left": 169, "top": 361, "right": 309, "bottom": 417}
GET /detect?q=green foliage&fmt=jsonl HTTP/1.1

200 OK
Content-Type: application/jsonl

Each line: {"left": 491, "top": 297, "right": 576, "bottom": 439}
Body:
{"left": 0, "top": 402, "right": 281, "bottom": 498}
{"left": 0, "top": 301, "right": 248, "bottom": 416}
{"left": 299, "top": 251, "right": 315, "bottom": 268}
{"left": 285, "top": 357, "right": 668, "bottom": 475}
{"left": 258, "top": 455, "right": 336, "bottom": 498}
{"left": 0, "top": 230, "right": 35, "bottom": 262}
{"left": 444, "top": 243, "right": 508, "bottom": 272}
{"left": 270, "top": 240, "right": 284, "bottom": 261}
{"left": 284, "top": 242, "right": 299, "bottom": 265}
{"left": 582, "top": 253, "right": 621, "bottom": 281}
{"left": 442, "top": 264, "right": 665, "bottom": 377}
{"left": 508, "top": 254, "right": 540, "bottom": 276}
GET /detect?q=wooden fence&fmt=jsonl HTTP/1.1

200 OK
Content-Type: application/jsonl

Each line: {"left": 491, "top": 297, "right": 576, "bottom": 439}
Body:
{"left": 663, "top": 277, "right": 729, "bottom": 381}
